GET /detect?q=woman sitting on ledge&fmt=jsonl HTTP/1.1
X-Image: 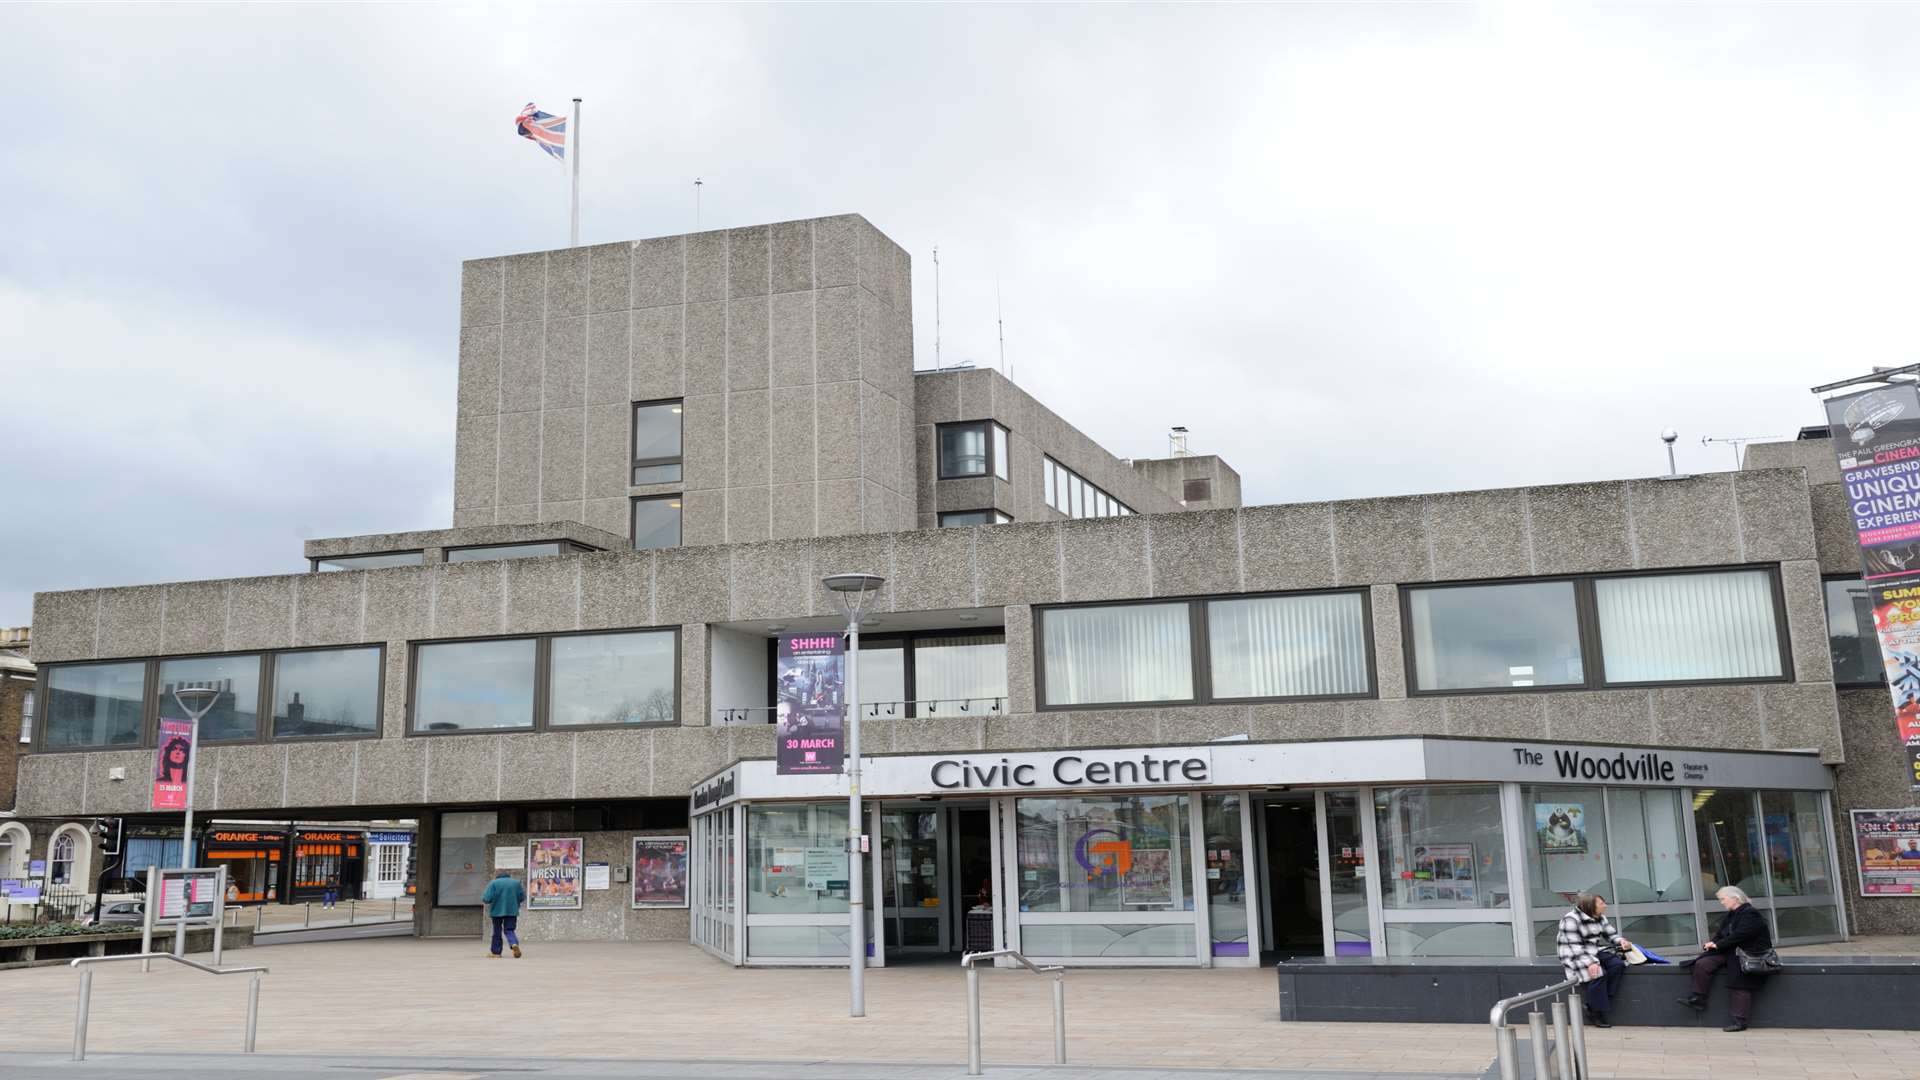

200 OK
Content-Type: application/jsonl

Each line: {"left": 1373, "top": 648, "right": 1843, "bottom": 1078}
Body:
{"left": 1677, "top": 886, "right": 1773, "bottom": 1032}
{"left": 1556, "top": 892, "right": 1632, "bottom": 1028}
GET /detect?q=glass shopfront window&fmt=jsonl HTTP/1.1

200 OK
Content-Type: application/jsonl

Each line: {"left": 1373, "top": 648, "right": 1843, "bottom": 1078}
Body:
{"left": 158, "top": 654, "right": 262, "bottom": 742}
{"left": 1325, "top": 791, "right": 1371, "bottom": 956}
{"left": 1040, "top": 603, "right": 1193, "bottom": 706}
{"left": 1374, "top": 786, "right": 1509, "bottom": 911}
{"left": 1015, "top": 794, "right": 1193, "bottom": 915}
{"left": 1524, "top": 784, "right": 1700, "bottom": 955}
{"left": 1523, "top": 784, "right": 1610, "bottom": 908}
{"left": 1694, "top": 788, "right": 1768, "bottom": 900}
{"left": 44, "top": 661, "right": 146, "bottom": 748}
{"left": 1203, "top": 793, "right": 1249, "bottom": 957}
{"left": 1762, "top": 791, "right": 1834, "bottom": 898}
{"left": 1608, "top": 788, "right": 1693, "bottom": 904}
{"left": 437, "top": 811, "right": 496, "bottom": 906}
{"left": 747, "top": 803, "right": 849, "bottom": 915}
{"left": 1408, "top": 582, "right": 1583, "bottom": 691}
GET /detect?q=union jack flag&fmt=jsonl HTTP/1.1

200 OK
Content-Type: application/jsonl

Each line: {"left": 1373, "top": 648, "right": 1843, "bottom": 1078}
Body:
{"left": 515, "top": 103, "right": 566, "bottom": 161}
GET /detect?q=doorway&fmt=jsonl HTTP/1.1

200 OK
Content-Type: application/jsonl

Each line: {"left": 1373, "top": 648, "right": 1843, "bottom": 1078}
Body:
{"left": 878, "top": 802, "right": 994, "bottom": 961}
{"left": 1261, "top": 797, "right": 1324, "bottom": 959}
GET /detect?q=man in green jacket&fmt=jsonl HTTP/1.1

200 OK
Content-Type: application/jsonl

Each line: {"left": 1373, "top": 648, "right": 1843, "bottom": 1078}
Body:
{"left": 481, "top": 870, "right": 526, "bottom": 958}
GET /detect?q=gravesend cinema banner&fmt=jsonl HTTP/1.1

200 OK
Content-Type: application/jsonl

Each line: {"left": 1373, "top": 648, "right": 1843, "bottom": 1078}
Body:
{"left": 1826, "top": 383, "right": 1920, "bottom": 789}
{"left": 776, "top": 633, "right": 845, "bottom": 775}
{"left": 527, "top": 837, "right": 583, "bottom": 910}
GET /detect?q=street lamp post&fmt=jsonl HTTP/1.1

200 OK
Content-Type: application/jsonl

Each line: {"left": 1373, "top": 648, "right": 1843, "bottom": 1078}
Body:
{"left": 169, "top": 683, "right": 219, "bottom": 958}
{"left": 822, "top": 572, "right": 885, "bottom": 1019}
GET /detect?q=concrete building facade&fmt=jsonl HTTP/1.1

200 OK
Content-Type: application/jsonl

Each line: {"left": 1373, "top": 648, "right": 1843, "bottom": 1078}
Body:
{"left": 15, "top": 214, "right": 1914, "bottom": 963}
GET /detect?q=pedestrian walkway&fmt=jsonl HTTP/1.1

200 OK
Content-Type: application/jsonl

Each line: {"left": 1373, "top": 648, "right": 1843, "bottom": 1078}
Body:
{"left": 0, "top": 938, "right": 1910, "bottom": 1079}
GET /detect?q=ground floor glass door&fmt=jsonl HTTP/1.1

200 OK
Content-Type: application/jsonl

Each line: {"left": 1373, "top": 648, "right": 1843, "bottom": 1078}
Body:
{"left": 881, "top": 807, "right": 947, "bottom": 953}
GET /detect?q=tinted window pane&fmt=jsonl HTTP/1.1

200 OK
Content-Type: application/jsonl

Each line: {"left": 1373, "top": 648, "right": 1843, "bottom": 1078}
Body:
{"left": 1042, "top": 603, "right": 1192, "bottom": 705}
{"left": 315, "top": 552, "right": 424, "bottom": 571}
{"left": 1208, "top": 593, "right": 1369, "bottom": 698}
{"left": 1408, "top": 582, "right": 1583, "bottom": 690}
{"left": 1762, "top": 790, "right": 1833, "bottom": 897}
{"left": 1373, "top": 784, "right": 1509, "bottom": 913}
{"left": 1595, "top": 570, "right": 1782, "bottom": 682}
{"left": 940, "top": 423, "right": 988, "bottom": 477}
{"left": 633, "top": 497, "right": 681, "bottom": 550}
{"left": 158, "top": 655, "right": 262, "bottom": 742}
{"left": 45, "top": 661, "right": 146, "bottom": 748}
{"left": 438, "top": 810, "right": 497, "bottom": 905}
{"left": 413, "top": 639, "right": 536, "bottom": 731}
{"left": 1044, "top": 459, "right": 1056, "bottom": 507}
{"left": 992, "top": 424, "right": 1010, "bottom": 481}
{"left": 938, "top": 510, "right": 994, "bottom": 527}
{"left": 446, "top": 543, "right": 566, "bottom": 563}
{"left": 1695, "top": 788, "right": 1768, "bottom": 899}
{"left": 1823, "top": 578, "right": 1882, "bottom": 684}
{"left": 633, "top": 401, "right": 683, "bottom": 470}
{"left": 549, "top": 631, "right": 677, "bottom": 726}
{"left": 856, "top": 642, "right": 907, "bottom": 714}
{"left": 272, "top": 647, "right": 381, "bottom": 737}
{"left": 633, "top": 462, "right": 682, "bottom": 485}
{"left": 913, "top": 633, "right": 1007, "bottom": 708}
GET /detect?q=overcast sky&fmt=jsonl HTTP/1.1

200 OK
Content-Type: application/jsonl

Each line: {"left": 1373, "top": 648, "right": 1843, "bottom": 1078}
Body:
{"left": 3, "top": 4, "right": 1916, "bottom": 627}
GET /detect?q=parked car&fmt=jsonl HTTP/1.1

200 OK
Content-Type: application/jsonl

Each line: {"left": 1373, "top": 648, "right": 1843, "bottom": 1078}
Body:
{"left": 82, "top": 899, "right": 144, "bottom": 926}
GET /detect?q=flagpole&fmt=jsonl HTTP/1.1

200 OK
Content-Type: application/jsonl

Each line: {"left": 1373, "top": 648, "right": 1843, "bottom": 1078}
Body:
{"left": 570, "top": 97, "right": 582, "bottom": 247}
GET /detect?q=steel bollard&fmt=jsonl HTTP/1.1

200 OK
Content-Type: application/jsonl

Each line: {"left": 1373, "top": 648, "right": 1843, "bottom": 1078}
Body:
{"left": 245, "top": 973, "right": 260, "bottom": 1053}
{"left": 349, "top": 899, "right": 356, "bottom": 923}
{"left": 1568, "top": 993, "right": 1588, "bottom": 1080}
{"left": 966, "top": 964, "right": 983, "bottom": 1076}
{"left": 1496, "top": 1024, "right": 1521, "bottom": 1080}
{"left": 1551, "top": 999, "right": 1573, "bottom": 1080}
{"left": 303, "top": 902, "right": 311, "bottom": 928}
{"left": 1051, "top": 974, "right": 1066, "bottom": 1065}
{"left": 71, "top": 968, "right": 92, "bottom": 1061}
{"left": 256, "top": 904, "right": 263, "bottom": 932}
{"left": 1527, "top": 1010, "right": 1551, "bottom": 1080}
{"left": 391, "top": 897, "right": 399, "bottom": 918}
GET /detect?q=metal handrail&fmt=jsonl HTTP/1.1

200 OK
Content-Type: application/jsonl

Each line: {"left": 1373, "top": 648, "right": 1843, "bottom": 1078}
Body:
{"left": 960, "top": 949, "right": 1065, "bottom": 1076}
{"left": 68, "top": 952, "right": 269, "bottom": 1062}
{"left": 1489, "top": 977, "right": 1586, "bottom": 1080}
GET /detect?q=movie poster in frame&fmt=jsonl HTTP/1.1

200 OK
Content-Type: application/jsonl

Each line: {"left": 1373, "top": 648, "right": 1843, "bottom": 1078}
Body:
{"left": 527, "top": 837, "right": 584, "bottom": 911}
{"left": 632, "top": 836, "right": 691, "bottom": 909}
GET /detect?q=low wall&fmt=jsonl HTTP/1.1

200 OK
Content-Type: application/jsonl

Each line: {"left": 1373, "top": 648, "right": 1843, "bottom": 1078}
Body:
{"left": 0, "top": 925, "right": 254, "bottom": 970}
{"left": 1276, "top": 956, "right": 1920, "bottom": 1029}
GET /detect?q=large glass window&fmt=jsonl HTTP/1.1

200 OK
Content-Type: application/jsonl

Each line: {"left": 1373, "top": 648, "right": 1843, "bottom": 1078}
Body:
{"left": 437, "top": 810, "right": 497, "bottom": 906}
{"left": 1523, "top": 785, "right": 1611, "bottom": 909}
{"left": 1014, "top": 794, "right": 1193, "bottom": 914}
{"left": 447, "top": 542, "right": 585, "bottom": 563}
{"left": 272, "top": 647, "right": 381, "bottom": 738}
{"left": 747, "top": 803, "right": 849, "bottom": 915}
{"left": 1607, "top": 787, "right": 1692, "bottom": 903}
{"left": 313, "top": 551, "right": 424, "bottom": 571}
{"left": 1762, "top": 790, "right": 1833, "bottom": 898}
{"left": 1408, "top": 582, "right": 1583, "bottom": 691}
{"left": 912, "top": 633, "right": 1007, "bottom": 710}
{"left": 44, "top": 661, "right": 146, "bottom": 748}
{"left": 938, "top": 422, "right": 991, "bottom": 478}
{"left": 412, "top": 639, "right": 536, "bottom": 732}
{"left": 1325, "top": 792, "right": 1371, "bottom": 955}
{"left": 632, "top": 495, "right": 681, "bottom": 551}
{"left": 158, "top": 654, "right": 262, "bottom": 742}
{"left": 549, "top": 631, "right": 677, "bottom": 726}
{"left": 1203, "top": 793, "right": 1250, "bottom": 957}
{"left": 1373, "top": 785, "right": 1509, "bottom": 913}
{"left": 1595, "top": 570, "right": 1783, "bottom": 683}
{"left": 1207, "top": 593, "right": 1369, "bottom": 699}
{"left": 1694, "top": 788, "right": 1768, "bottom": 899}
{"left": 855, "top": 640, "right": 907, "bottom": 715}
{"left": 632, "top": 399, "right": 684, "bottom": 485}
{"left": 1823, "top": 578, "right": 1882, "bottom": 685}
{"left": 1041, "top": 603, "right": 1193, "bottom": 706}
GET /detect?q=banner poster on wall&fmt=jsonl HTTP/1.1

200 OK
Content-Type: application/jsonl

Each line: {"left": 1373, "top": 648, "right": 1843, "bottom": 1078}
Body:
{"left": 152, "top": 717, "right": 194, "bottom": 811}
{"left": 1825, "top": 383, "right": 1920, "bottom": 789}
{"left": 776, "top": 633, "right": 845, "bottom": 775}
{"left": 1852, "top": 809, "right": 1920, "bottom": 896}
{"left": 631, "top": 837, "right": 690, "bottom": 908}
{"left": 1534, "top": 802, "right": 1589, "bottom": 854}
{"left": 526, "top": 838, "right": 583, "bottom": 910}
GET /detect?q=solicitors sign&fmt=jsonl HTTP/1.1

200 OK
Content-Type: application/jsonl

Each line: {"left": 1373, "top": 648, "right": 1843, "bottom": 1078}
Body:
{"left": 1825, "top": 383, "right": 1920, "bottom": 789}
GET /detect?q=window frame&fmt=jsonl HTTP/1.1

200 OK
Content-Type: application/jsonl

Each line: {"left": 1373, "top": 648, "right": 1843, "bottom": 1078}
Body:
{"left": 1042, "top": 454, "right": 1133, "bottom": 517}
{"left": 1821, "top": 574, "right": 1885, "bottom": 689}
{"left": 309, "top": 551, "right": 426, "bottom": 572}
{"left": 405, "top": 626, "right": 682, "bottom": 738}
{"left": 631, "top": 494, "right": 683, "bottom": 551}
{"left": 631, "top": 397, "right": 686, "bottom": 486}
{"left": 1400, "top": 565, "right": 1794, "bottom": 698}
{"left": 1032, "top": 589, "right": 1378, "bottom": 711}
{"left": 935, "top": 420, "right": 1010, "bottom": 481}
{"left": 31, "top": 646, "right": 391, "bottom": 753}
{"left": 442, "top": 540, "right": 597, "bottom": 563}
{"left": 937, "top": 510, "right": 1013, "bottom": 527}
{"left": 762, "top": 625, "right": 1007, "bottom": 720}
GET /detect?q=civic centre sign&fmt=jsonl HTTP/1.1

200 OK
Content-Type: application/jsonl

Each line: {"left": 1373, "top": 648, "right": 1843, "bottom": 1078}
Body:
{"left": 929, "top": 750, "right": 1210, "bottom": 791}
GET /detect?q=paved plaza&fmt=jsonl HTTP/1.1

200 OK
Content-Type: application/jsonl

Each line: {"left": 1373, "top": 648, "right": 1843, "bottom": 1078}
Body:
{"left": 0, "top": 939, "right": 1911, "bottom": 1079}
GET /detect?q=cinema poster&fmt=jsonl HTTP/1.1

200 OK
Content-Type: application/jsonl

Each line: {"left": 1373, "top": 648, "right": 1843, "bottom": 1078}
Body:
{"left": 776, "top": 632, "right": 845, "bottom": 775}
{"left": 1852, "top": 809, "right": 1920, "bottom": 897}
{"left": 1535, "top": 802, "right": 1589, "bottom": 855}
{"left": 632, "top": 836, "right": 690, "bottom": 909}
{"left": 527, "top": 837, "right": 584, "bottom": 910}
{"left": 152, "top": 717, "right": 194, "bottom": 811}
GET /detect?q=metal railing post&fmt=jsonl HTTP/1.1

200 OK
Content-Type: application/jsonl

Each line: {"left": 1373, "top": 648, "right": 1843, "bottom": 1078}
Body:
{"left": 245, "top": 973, "right": 260, "bottom": 1053}
{"left": 1551, "top": 999, "right": 1573, "bottom": 1080}
{"left": 255, "top": 904, "right": 263, "bottom": 932}
{"left": 966, "top": 964, "right": 982, "bottom": 1076}
{"left": 1527, "top": 1010, "right": 1551, "bottom": 1080}
{"left": 1051, "top": 973, "right": 1066, "bottom": 1065}
{"left": 303, "top": 902, "right": 311, "bottom": 928}
{"left": 1568, "top": 992, "right": 1588, "bottom": 1080}
{"left": 1496, "top": 1025, "right": 1520, "bottom": 1080}
{"left": 72, "top": 969, "right": 92, "bottom": 1061}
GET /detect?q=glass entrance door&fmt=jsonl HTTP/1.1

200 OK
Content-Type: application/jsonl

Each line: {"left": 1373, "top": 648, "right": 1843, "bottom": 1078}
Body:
{"left": 881, "top": 807, "right": 948, "bottom": 953}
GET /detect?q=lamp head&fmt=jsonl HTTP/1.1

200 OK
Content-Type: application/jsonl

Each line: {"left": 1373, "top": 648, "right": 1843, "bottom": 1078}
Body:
{"left": 821, "top": 572, "right": 886, "bottom": 621}
{"left": 1660, "top": 428, "right": 1678, "bottom": 445}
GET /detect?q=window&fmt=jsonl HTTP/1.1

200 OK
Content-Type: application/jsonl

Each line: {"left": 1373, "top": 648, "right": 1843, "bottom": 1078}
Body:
{"left": 632, "top": 495, "right": 681, "bottom": 551}
{"left": 937, "top": 510, "right": 1011, "bottom": 527}
{"left": 1694, "top": 788, "right": 1768, "bottom": 900}
{"left": 446, "top": 541, "right": 590, "bottom": 563}
{"left": 311, "top": 551, "right": 424, "bottom": 572}
{"left": 938, "top": 421, "right": 1006, "bottom": 479}
{"left": 632, "top": 399, "right": 684, "bottom": 485}
{"left": 157, "top": 654, "right": 263, "bottom": 742}
{"left": 845, "top": 631, "right": 1007, "bottom": 718}
{"left": 548, "top": 630, "right": 677, "bottom": 726}
{"left": 1594, "top": 569, "right": 1783, "bottom": 683}
{"left": 1040, "top": 603, "right": 1194, "bottom": 707}
{"left": 1373, "top": 785, "right": 1514, "bottom": 958}
{"left": 1207, "top": 592, "right": 1370, "bottom": 699}
{"left": 378, "top": 844, "right": 406, "bottom": 884}
{"left": 992, "top": 423, "right": 1010, "bottom": 481}
{"left": 19, "top": 689, "right": 32, "bottom": 744}
{"left": 1183, "top": 478, "right": 1212, "bottom": 503}
{"left": 272, "top": 647, "right": 381, "bottom": 737}
{"left": 1823, "top": 578, "right": 1882, "bottom": 685}
{"left": 1044, "top": 460, "right": 1055, "bottom": 508}
{"left": 437, "top": 810, "right": 497, "bottom": 906}
{"left": 1015, "top": 794, "right": 1194, "bottom": 912}
{"left": 412, "top": 639, "right": 537, "bottom": 732}
{"left": 50, "top": 832, "right": 76, "bottom": 886}
{"left": 44, "top": 661, "right": 146, "bottom": 748}
{"left": 1038, "top": 593, "right": 1373, "bottom": 708}
{"left": 1408, "top": 582, "right": 1583, "bottom": 691}
{"left": 747, "top": 803, "right": 848, "bottom": 915}
{"left": 1042, "top": 456, "right": 1132, "bottom": 518}
{"left": 1761, "top": 790, "right": 1833, "bottom": 898}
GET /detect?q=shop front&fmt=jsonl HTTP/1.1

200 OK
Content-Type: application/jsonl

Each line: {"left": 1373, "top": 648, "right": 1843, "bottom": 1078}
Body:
{"left": 288, "top": 828, "right": 365, "bottom": 902}
{"left": 689, "top": 737, "right": 1844, "bottom": 968}
{"left": 201, "top": 827, "right": 286, "bottom": 904}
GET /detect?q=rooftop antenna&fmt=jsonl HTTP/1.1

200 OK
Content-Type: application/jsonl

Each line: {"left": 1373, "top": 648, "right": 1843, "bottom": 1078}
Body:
{"left": 694, "top": 178, "right": 702, "bottom": 230}
{"left": 1170, "top": 426, "right": 1191, "bottom": 458}
{"left": 1701, "top": 433, "right": 1783, "bottom": 470}
{"left": 933, "top": 244, "right": 942, "bottom": 369}
{"left": 996, "top": 275, "right": 1007, "bottom": 381}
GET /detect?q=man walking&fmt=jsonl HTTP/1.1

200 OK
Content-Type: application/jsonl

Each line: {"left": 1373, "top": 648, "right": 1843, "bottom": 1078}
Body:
{"left": 481, "top": 870, "right": 525, "bottom": 959}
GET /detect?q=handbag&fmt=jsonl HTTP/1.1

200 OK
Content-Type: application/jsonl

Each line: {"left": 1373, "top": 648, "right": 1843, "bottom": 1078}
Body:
{"left": 1734, "top": 946, "right": 1783, "bottom": 975}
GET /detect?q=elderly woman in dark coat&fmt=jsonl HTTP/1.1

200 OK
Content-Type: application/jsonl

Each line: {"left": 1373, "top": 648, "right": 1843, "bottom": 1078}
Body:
{"left": 1677, "top": 886, "right": 1773, "bottom": 1031}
